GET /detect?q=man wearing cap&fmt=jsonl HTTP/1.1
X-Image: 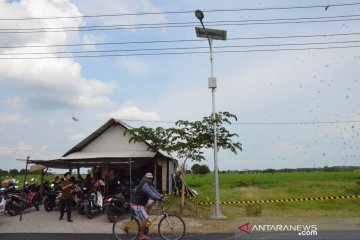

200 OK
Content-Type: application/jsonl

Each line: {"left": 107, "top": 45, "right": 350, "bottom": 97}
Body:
{"left": 59, "top": 172, "right": 75, "bottom": 222}
{"left": 131, "top": 173, "right": 165, "bottom": 240}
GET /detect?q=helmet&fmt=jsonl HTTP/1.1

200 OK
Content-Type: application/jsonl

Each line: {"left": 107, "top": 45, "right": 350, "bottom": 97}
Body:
{"left": 144, "top": 173, "right": 153, "bottom": 179}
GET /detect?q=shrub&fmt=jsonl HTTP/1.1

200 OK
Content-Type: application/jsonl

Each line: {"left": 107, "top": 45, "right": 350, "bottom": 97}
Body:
{"left": 245, "top": 203, "right": 262, "bottom": 216}
{"left": 347, "top": 181, "right": 360, "bottom": 195}
{"left": 230, "top": 180, "right": 250, "bottom": 188}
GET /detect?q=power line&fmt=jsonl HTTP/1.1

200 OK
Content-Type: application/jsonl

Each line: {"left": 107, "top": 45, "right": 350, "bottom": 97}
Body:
{"left": 231, "top": 32, "right": 360, "bottom": 41}
{"left": 1, "top": 32, "right": 360, "bottom": 49}
{"left": 1, "top": 44, "right": 360, "bottom": 60}
{"left": 1, "top": 14, "right": 360, "bottom": 32}
{"left": 0, "top": 2, "right": 358, "bottom": 20}
{"left": 216, "top": 44, "right": 360, "bottom": 53}
{"left": 234, "top": 120, "right": 360, "bottom": 125}
{"left": 0, "top": 39, "right": 201, "bottom": 49}
{"left": 2, "top": 15, "right": 360, "bottom": 33}
{"left": 120, "top": 118, "right": 360, "bottom": 125}
{"left": 2, "top": 40, "right": 360, "bottom": 56}
{"left": 1, "top": 119, "right": 358, "bottom": 153}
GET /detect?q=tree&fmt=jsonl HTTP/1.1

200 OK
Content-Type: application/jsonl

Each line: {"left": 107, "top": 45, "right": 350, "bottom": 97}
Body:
{"left": 9, "top": 169, "right": 19, "bottom": 176}
{"left": 191, "top": 164, "right": 210, "bottom": 175}
{"left": 198, "top": 165, "right": 211, "bottom": 175}
{"left": 126, "top": 111, "right": 242, "bottom": 213}
{"left": 0, "top": 169, "right": 9, "bottom": 176}
{"left": 191, "top": 164, "right": 201, "bottom": 174}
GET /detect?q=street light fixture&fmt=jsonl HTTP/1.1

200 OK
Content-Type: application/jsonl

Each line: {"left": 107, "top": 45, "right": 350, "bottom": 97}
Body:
{"left": 195, "top": 10, "right": 227, "bottom": 220}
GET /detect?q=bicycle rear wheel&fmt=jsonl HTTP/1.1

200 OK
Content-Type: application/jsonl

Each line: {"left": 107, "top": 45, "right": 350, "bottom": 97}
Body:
{"left": 112, "top": 214, "right": 140, "bottom": 240}
{"left": 158, "top": 215, "right": 186, "bottom": 240}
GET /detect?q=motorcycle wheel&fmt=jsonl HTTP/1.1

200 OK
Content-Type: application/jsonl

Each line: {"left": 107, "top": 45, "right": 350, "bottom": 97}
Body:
{"left": 7, "top": 200, "right": 20, "bottom": 216}
{"left": 33, "top": 199, "right": 40, "bottom": 211}
{"left": 78, "top": 205, "right": 86, "bottom": 215}
{"left": 44, "top": 200, "right": 54, "bottom": 211}
{"left": 33, "top": 193, "right": 42, "bottom": 211}
{"left": 107, "top": 206, "right": 126, "bottom": 223}
{"left": 86, "top": 204, "right": 93, "bottom": 219}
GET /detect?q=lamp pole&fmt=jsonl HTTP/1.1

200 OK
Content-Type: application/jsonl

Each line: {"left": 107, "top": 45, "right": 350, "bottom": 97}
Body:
{"left": 195, "top": 10, "right": 227, "bottom": 220}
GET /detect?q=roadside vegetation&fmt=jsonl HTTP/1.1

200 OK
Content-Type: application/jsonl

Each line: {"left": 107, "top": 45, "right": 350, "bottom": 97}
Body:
{"left": 158, "top": 170, "right": 360, "bottom": 233}
{"left": 1, "top": 169, "right": 359, "bottom": 232}
{"left": 182, "top": 171, "right": 360, "bottom": 219}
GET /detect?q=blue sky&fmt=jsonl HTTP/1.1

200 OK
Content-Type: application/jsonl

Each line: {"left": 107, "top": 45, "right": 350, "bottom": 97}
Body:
{"left": 0, "top": 0, "right": 359, "bottom": 172}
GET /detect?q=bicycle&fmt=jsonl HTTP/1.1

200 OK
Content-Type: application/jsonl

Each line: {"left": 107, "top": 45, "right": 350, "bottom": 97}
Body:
{"left": 112, "top": 201, "right": 186, "bottom": 240}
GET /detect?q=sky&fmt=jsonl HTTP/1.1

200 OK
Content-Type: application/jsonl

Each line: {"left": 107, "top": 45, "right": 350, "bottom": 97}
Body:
{"left": 0, "top": 0, "right": 359, "bottom": 172}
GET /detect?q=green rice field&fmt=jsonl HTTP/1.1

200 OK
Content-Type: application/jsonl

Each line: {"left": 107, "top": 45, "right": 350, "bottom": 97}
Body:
{"left": 182, "top": 171, "right": 360, "bottom": 219}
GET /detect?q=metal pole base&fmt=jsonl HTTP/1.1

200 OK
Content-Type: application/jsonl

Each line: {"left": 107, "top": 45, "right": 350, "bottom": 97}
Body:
{"left": 211, "top": 214, "right": 227, "bottom": 220}
{"left": 211, "top": 207, "right": 227, "bottom": 220}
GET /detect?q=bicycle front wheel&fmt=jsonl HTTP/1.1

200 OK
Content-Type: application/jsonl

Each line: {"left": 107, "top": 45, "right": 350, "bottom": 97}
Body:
{"left": 112, "top": 214, "right": 140, "bottom": 240}
{"left": 158, "top": 215, "right": 186, "bottom": 240}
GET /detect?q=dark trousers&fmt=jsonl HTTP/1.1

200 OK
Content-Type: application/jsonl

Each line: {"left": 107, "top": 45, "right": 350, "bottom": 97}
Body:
{"left": 60, "top": 199, "right": 72, "bottom": 220}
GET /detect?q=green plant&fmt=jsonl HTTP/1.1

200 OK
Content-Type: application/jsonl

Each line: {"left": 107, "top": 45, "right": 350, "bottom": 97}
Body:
{"left": 245, "top": 203, "right": 262, "bottom": 216}
{"left": 346, "top": 181, "right": 360, "bottom": 195}
{"left": 230, "top": 180, "right": 250, "bottom": 188}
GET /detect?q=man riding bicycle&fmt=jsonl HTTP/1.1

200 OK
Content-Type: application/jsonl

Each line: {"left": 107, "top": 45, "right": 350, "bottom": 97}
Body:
{"left": 131, "top": 173, "right": 165, "bottom": 240}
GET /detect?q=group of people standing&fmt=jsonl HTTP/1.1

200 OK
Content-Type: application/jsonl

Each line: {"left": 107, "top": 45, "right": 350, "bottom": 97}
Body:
{"left": 56, "top": 171, "right": 166, "bottom": 240}
{"left": 55, "top": 172, "right": 97, "bottom": 222}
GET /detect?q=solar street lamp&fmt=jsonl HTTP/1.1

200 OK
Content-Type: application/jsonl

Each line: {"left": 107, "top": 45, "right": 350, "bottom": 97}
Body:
{"left": 195, "top": 10, "right": 227, "bottom": 220}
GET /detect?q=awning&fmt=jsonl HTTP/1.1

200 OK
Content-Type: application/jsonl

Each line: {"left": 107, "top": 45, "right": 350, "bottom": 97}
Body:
{"left": 61, "top": 151, "right": 156, "bottom": 160}
{"left": 27, "top": 157, "right": 149, "bottom": 169}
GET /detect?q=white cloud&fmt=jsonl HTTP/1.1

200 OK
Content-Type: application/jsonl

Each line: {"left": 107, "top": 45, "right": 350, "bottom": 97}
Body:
{"left": 14, "top": 142, "right": 32, "bottom": 151}
{"left": 1, "top": 57, "right": 117, "bottom": 110}
{"left": 74, "top": 0, "right": 166, "bottom": 29}
{"left": 0, "top": 142, "right": 32, "bottom": 157}
{"left": 0, "top": 0, "right": 83, "bottom": 48}
{"left": 0, "top": 0, "right": 115, "bottom": 110}
{"left": 96, "top": 106, "right": 160, "bottom": 121}
{"left": 0, "top": 113, "right": 31, "bottom": 125}
{"left": 1, "top": 0, "right": 358, "bottom": 171}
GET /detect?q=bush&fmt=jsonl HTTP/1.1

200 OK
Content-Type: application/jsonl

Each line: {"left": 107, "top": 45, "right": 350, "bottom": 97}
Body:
{"left": 245, "top": 203, "right": 262, "bottom": 216}
{"left": 230, "top": 180, "right": 250, "bottom": 188}
{"left": 347, "top": 181, "right": 360, "bottom": 195}
{"left": 191, "top": 164, "right": 210, "bottom": 175}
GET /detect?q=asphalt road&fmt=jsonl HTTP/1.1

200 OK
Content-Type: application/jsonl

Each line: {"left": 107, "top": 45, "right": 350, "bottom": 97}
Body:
{"left": 1, "top": 232, "right": 360, "bottom": 240}
{"left": 1, "top": 206, "right": 359, "bottom": 240}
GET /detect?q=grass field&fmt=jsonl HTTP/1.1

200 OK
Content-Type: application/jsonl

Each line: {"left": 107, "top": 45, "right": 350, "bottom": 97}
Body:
{"left": 151, "top": 171, "right": 359, "bottom": 233}
{"left": 186, "top": 171, "right": 360, "bottom": 201}
{"left": 180, "top": 171, "right": 360, "bottom": 220}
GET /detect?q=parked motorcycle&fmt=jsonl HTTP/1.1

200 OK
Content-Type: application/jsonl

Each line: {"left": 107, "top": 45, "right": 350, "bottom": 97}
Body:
{"left": 106, "top": 184, "right": 131, "bottom": 223}
{"left": 106, "top": 193, "right": 130, "bottom": 222}
{"left": 85, "top": 179, "right": 109, "bottom": 219}
{"left": 7, "top": 179, "right": 42, "bottom": 216}
{"left": 0, "top": 180, "right": 22, "bottom": 216}
{"left": 0, "top": 189, "right": 6, "bottom": 216}
{"left": 43, "top": 181, "right": 61, "bottom": 212}
{"left": 73, "top": 183, "right": 89, "bottom": 215}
